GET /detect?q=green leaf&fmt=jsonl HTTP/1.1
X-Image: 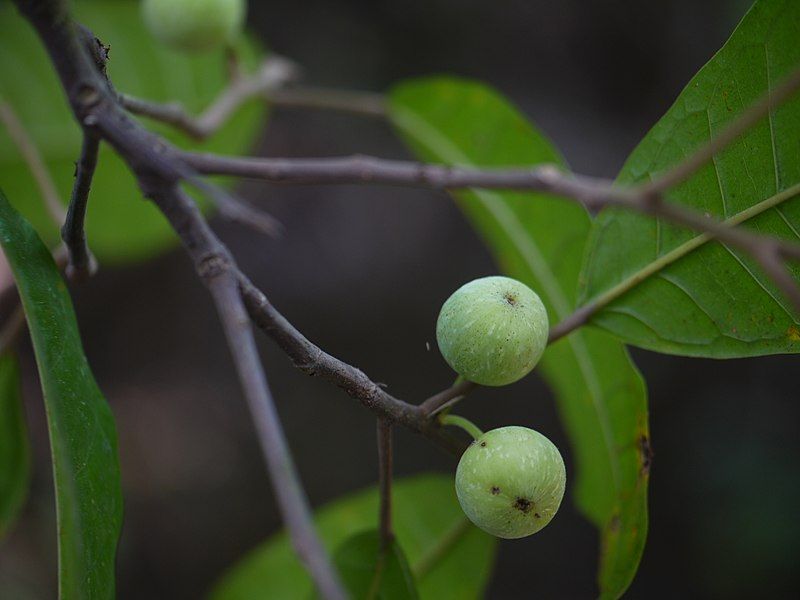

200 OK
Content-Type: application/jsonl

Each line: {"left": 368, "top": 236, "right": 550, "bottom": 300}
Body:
{"left": 326, "top": 530, "right": 418, "bottom": 600}
{"left": 211, "top": 474, "right": 496, "bottom": 600}
{"left": 0, "top": 0, "right": 266, "bottom": 264}
{"left": 0, "top": 352, "right": 30, "bottom": 538}
{"left": 0, "top": 190, "right": 122, "bottom": 598}
{"left": 580, "top": 0, "right": 800, "bottom": 358}
{"left": 389, "top": 77, "right": 649, "bottom": 599}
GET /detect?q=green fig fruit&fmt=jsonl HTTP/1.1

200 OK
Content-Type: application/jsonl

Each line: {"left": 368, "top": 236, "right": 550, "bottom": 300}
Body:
{"left": 455, "top": 426, "right": 566, "bottom": 539}
{"left": 142, "top": 0, "right": 246, "bottom": 53}
{"left": 436, "top": 276, "right": 548, "bottom": 386}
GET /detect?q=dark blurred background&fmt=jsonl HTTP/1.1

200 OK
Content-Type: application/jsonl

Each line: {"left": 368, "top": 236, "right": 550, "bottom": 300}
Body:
{"left": 2, "top": 0, "right": 800, "bottom": 598}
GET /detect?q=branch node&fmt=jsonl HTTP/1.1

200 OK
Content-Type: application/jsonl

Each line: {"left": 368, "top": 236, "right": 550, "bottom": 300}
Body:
{"left": 196, "top": 252, "right": 232, "bottom": 281}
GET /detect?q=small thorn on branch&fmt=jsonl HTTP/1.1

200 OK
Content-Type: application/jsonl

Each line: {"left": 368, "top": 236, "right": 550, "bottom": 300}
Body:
{"left": 420, "top": 379, "right": 478, "bottom": 416}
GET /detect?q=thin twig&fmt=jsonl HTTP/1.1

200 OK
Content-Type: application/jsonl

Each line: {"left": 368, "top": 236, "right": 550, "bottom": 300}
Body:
{"left": 419, "top": 379, "right": 478, "bottom": 416}
{"left": 0, "top": 99, "right": 65, "bottom": 224}
{"left": 211, "top": 275, "right": 345, "bottom": 600}
{"left": 122, "top": 71, "right": 385, "bottom": 139}
{"left": 377, "top": 418, "right": 393, "bottom": 550}
{"left": 61, "top": 134, "right": 99, "bottom": 281}
{"left": 186, "top": 150, "right": 800, "bottom": 312}
{"left": 121, "top": 54, "right": 300, "bottom": 141}
{"left": 184, "top": 174, "right": 283, "bottom": 237}
{"left": 238, "top": 275, "right": 465, "bottom": 455}
{"left": 183, "top": 151, "right": 800, "bottom": 262}
{"left": 156, "top": 185, "right": 345, "bottom": 600}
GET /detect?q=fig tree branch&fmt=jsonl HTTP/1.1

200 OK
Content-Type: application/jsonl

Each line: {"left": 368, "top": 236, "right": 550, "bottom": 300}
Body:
{"left": 419, "top": 379, "right": 478, "bottom": 416}
{"left": 158, "top": 185, "right": 345, "bottom": 599}
{"left": 61, "top": 134, "right": 99, "bottom": 280}
{"left": 11, "top": 2, "right": 465, "bottom": 594}
{"left": 237, "top": 275, "right": 465, "bottom": 454}
{"left": 183, "top": 152, "right": 800, "bottom": 262}
{"left": 120, "top": 55, "right": 385, "bottom": 140}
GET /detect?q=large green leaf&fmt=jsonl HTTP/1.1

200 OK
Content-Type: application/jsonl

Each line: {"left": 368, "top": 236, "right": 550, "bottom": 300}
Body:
{"left": 0, "top": 190, "right": 122, "bottom": 598}
{"left": 326, "top": 530, "right": 418, "bottom": 600}
{"left": 0, "top": 352, "right": 30, "bottom": 538}
{"left": 0, "top": 0, "right": 266, "bottom": 264}
{"left": 211, "top": 475, "right": 495, "bottom": 600}
{"left": 389, "top": 78, "right": 649, "bottom": 599}
{"left": 580, "top": 0, "right": 800, "bottom": 357}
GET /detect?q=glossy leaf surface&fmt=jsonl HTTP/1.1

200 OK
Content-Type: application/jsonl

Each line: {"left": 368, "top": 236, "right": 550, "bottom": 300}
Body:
{"left": 581, "top": 0, "right": 800, "bottom": 357}
{"left": 0, "top": 190, "right": 122, "bottom": 599}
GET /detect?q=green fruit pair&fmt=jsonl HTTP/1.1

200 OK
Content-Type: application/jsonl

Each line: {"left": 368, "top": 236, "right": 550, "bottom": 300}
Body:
{"left": 142, "top": 0, "right": 246, "bottom": 53}
{"left": 436, "top": 276, "right": 548, "bottom": 386}
{"left": 456, "top": 426, "right": 566, "bottom": 539}
{"left": 438, "top": 277, "right": 562, "bottom": 538}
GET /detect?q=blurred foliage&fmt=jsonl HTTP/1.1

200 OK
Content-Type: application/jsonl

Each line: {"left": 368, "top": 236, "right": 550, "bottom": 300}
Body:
{"left": 0, "top": 0, "right": 266, "bottom": 264}
{"left": 324, "top": 530, "right": 418, "bottom": 599}
{"left": 0, "top": 191, "right": 122, "bottom": 599}
{"left": 581, "top": 0, "right": 800, "bottom": 358}
{"left": 390, "top": 78, "right": 649, "bottom": 599}
{"left": 212, "top": 475, "right": 496, "bottom": 600}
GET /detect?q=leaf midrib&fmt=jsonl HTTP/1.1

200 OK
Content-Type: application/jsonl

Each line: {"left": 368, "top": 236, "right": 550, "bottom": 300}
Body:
{"left": 586, "top": 181, "right": 800, "bottom": 321}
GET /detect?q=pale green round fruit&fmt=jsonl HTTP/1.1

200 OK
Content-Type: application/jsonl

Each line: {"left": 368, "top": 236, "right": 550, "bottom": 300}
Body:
{"left": 455, "top": 426, "right": 566, "bottom": 539}
{"left": 142, "top": 0, "right": 246, "bottom": 53}
{"left": 436, "top": 276, "right": 548, "bottom": 386}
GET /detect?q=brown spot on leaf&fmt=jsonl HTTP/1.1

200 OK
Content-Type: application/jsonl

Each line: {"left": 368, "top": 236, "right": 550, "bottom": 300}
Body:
{"left": 534, "top": 513, "right": 541, "bottom": 519}
{"left": 639, "top": 434, "right": 653, "bottom": 475}
{"left": 787, "top": 325, "right": 800, "bottom": 341}
{"left": 480, "top": 441, "right": 486, "bottom": 447}
{"left": 491, "top": 486, "right": 501, "bottom": 495}
{"left": 608, "top": 514, "right": 621, "bottom": 533}
{"left": 503, "top": 292, "right": 517, "bottom": 306}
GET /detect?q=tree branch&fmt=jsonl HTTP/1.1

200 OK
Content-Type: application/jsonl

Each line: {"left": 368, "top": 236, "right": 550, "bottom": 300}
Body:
{"left": 419, "top": 379, "right": 478, "bottom": 416}
{"left": 120, "top": 54, "right": 300, "bottom": 141}
{"left": 61, "top": 133, "right": 99, "bottom": 280}
{"left": 9, "top": 3, "right": 456, "bottom": 595}
{"left": 150, "top": 183, "right": 345, "bottom": 599}
{"left": 14, "top": 0, "right": 800, "bottom": 525}
{"left": 211, "top": 272, "right": 346, "bottom": 600}
{"left": 237, "top": 276, "right": 466, "bottom": 455}
{"left": 121, "top": 55, "right": 385, "bottom": 138}
{"left": 186, "top": 149, "right": 800, "bottom": 316}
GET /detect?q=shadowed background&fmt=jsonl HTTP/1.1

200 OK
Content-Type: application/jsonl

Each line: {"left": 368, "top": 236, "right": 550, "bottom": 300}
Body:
{"left": 2, "top": 0, "right": 799, "bottom": 598}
